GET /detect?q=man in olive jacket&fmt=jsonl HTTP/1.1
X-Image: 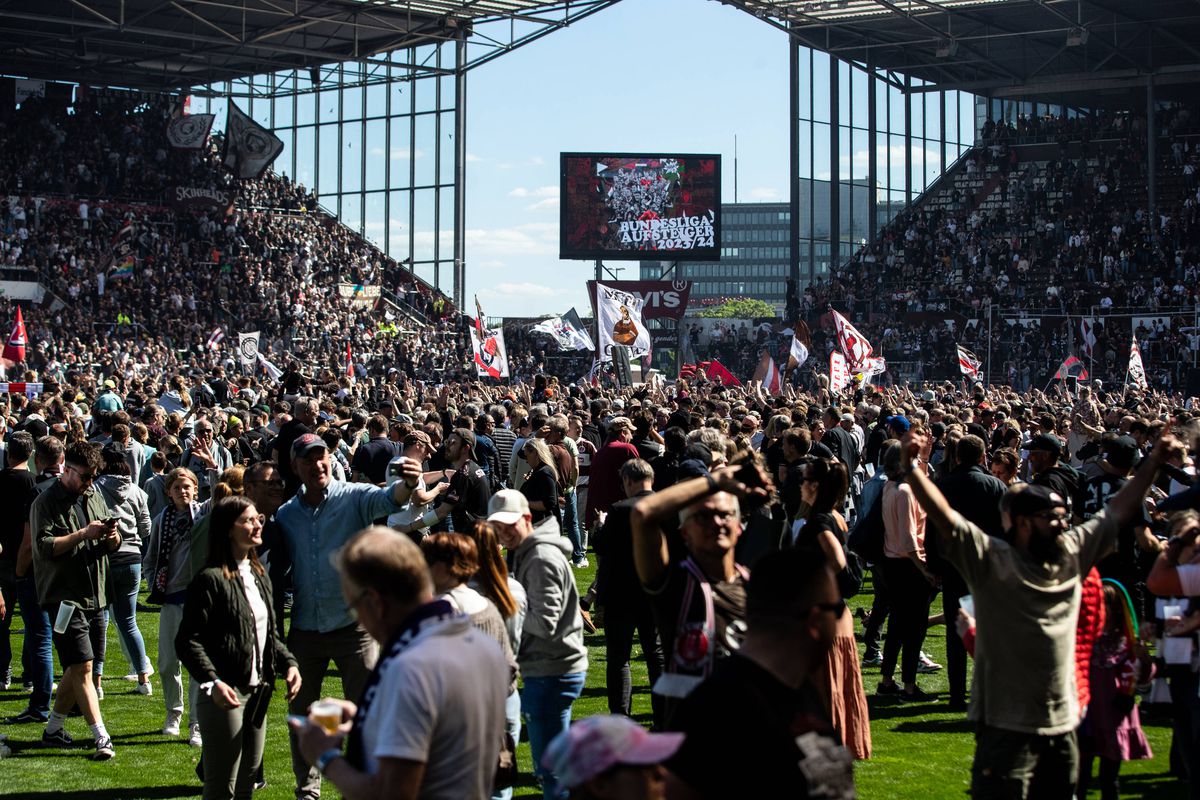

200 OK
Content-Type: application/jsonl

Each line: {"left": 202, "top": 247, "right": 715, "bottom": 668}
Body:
{"left": 30, "top": 442, "right": 121, "bottom": 760}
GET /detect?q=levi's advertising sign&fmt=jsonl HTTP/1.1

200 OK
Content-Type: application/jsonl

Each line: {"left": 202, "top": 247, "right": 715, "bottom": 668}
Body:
{"left": 586, "top": 280, "right": 692, "bottom": 321}
{"left": 561, "top": 153, "right": 721, "bottom": 261}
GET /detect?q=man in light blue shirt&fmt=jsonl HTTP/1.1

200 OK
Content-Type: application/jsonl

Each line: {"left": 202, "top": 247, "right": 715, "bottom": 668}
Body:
{"left": 276, "top": 432, "right": 423, "bottom": 800}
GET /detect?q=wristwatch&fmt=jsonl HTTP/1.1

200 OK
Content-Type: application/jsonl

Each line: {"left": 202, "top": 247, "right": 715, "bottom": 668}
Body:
{"left": 316, "top": 747, "right": 343, "bottom": 775}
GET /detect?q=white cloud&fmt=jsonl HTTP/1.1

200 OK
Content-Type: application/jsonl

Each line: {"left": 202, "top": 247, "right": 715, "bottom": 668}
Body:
{"left": 390, "top": 147, "right": 425, "bottom": 161}
{"left": 527, "top": 197, "right": 560, "bottom": 211}
{"left": 462, "top": 222, "right": 558, "bottom": 257}
{"left": 497, "top": 156, "right": 549, "bottom": 171}
{"left": 465, "top": 153, "right": 484, "bottom": 163}
{"left": 476, "top": 259, "right": 507, "bottom": 269}
{"left": 747, "top": 186, "right": 781, "bottom": 200}
{"left": 488, "top": 282, "right": 557, "bottom": 298}
{"left": 508, "top": 185, "right": 559, "bottom": 199}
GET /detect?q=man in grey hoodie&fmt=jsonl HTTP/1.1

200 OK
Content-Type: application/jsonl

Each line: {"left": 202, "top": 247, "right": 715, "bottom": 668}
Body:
{"left": 489, "top": 489, "right": 587, "bottom": 800}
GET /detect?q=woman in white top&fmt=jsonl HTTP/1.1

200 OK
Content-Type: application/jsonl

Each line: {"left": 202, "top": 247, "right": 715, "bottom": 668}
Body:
{"left": 176, "top": 496, "right": 301, "bottom": 800}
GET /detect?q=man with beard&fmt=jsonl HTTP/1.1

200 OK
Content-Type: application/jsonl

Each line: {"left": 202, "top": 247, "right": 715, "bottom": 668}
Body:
{"left": 896, "top": 427, "right": 1175, "bottom": 800}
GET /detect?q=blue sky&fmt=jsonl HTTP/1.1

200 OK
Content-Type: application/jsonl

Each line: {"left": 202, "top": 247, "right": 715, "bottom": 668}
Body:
{"left": 463, "top": 0, "right": 790, "bottom": 318}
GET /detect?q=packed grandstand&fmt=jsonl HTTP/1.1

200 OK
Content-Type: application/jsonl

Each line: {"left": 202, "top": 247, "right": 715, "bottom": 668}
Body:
{"left": 5, "top": 56, "right": 1200, "bottom": 800}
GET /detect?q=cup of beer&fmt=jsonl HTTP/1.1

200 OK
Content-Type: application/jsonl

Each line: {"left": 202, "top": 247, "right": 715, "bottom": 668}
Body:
{"left": 311, "top": 700, "right": 342, "bottom": 734}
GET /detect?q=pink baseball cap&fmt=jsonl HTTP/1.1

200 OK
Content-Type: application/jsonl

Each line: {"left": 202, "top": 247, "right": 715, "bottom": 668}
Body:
{"left": 541, "top": 715, "right": 684, "bottom": 789}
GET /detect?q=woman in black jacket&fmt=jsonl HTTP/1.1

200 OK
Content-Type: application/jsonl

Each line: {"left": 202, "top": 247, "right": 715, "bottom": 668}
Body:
{"left": 177, "top": 496, "right": 301, "bottom": 800}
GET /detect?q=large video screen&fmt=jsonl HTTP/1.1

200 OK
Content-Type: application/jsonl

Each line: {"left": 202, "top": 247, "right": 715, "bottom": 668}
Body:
{"left": 560, "top": 153, "right": 721, "bottom": 261}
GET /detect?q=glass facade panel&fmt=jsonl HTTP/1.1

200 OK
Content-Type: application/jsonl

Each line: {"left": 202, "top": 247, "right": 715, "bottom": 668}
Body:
{"left": 788, "top": 41, "right": 975, "bottom": 300}
{"left": 196, "top": 43, "right": 461, "bottom": 299}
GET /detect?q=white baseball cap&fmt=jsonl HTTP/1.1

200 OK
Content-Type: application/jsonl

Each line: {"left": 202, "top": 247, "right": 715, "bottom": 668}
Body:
{"left": 487, "top": 489, "right": 530, "bottom": 525}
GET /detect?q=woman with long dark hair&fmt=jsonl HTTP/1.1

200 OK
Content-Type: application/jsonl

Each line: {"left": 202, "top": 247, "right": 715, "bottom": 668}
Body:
{"left": 176, "top": 496, "right": 301, "bottom": 800}
{"left": 794, "top": 457, "right": 872, "bottom": 760}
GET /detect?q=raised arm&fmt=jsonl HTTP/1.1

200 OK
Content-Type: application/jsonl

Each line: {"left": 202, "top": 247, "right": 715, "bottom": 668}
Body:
{"left": 630, "top": 463, "right": 772, "bottom": 587}
{"left": 898, "top": 429, "right": 959, "bottom": 544}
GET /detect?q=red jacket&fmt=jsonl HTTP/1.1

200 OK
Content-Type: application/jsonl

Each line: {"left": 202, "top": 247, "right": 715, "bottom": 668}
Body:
{"left": 1075, "top": 567, "right": 1106, "bottom": 711}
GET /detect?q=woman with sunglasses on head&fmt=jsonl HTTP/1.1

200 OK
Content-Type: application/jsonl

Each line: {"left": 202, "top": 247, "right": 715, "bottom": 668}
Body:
{"left": 792, "top": 457, "right": 872, "bottom": 760}
{"left": 520, "top": 438, "right": 561, "bottom": 526}
{"left": 177, "top": 496, "right": 301, "bottom": 800}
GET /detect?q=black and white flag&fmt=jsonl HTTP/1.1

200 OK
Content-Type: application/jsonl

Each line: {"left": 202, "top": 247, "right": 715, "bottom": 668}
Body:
{"left": 166, "top": 114, "right": 215, "bottom": 150}
{"left": 222, "top": 102, "right": 283, "bottom": 179}
{"left": 238, "top": 331, "right": 260, "bottom": 370}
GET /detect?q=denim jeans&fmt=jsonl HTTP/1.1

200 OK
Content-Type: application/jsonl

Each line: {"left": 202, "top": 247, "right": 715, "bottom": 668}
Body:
{"left": 0, "top": 562, "right": 17, "bottom": 684}
{"left": 493, "top": 690, "right": 522, "bottom": 800}
{"left": 101, "top": 562, "right": 150, "bottom": 676}
{"left": 562, "top": 490, "right": 584, "bottom": 561}
{"left": 522, "top": 672, "right": 586, "bottom": 800}
{"left": 16, "top": 575, "right": 52, "bottom": 718}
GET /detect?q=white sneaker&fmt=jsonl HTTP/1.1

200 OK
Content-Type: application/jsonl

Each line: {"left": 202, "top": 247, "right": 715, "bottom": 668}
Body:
{"left": 135, "top": 681, "right": 153, "bottom": 696}
{"left": 162, "top": 710, "right": 182, "bottom": 736}
{"left": 188, "top": 724, "right": 203, "bottom": 748}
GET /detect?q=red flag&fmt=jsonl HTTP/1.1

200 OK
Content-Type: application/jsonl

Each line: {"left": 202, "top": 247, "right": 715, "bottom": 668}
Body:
{"left": 705, "top": 359, "right": 742, "bottom": 387}
{"left": 346, "top": 342, "right": 354, "bottom": 379}
{"left": 474, "top": 295, "right": 486, "bottom": 339}
{"left": 1053, "top": 355, "right": 1089, "bottom": 381}
{"left": 3, "top": 306, "right": 27, "bottom": 364}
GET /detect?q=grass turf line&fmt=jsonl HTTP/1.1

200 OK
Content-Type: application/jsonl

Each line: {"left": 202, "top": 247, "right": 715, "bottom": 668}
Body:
{"left": 0, "top": 566, "right": 1187, "bottom": 798}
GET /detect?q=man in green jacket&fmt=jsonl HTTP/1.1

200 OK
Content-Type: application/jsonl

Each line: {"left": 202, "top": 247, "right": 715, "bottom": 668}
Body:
{"left": 30, "top": 441, "right": 121, "bottom": 761}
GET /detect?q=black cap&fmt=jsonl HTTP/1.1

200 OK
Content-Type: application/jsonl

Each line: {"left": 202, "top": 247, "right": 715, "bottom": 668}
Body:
{"left": 1104, "top": 435, "right": 1140, "bottom": 472}
{"left": 1007, "top": 484, "right": 1067, "bottom": 518}
{"left": 1026, "top": 434, "right": 1062, "bottom": 459}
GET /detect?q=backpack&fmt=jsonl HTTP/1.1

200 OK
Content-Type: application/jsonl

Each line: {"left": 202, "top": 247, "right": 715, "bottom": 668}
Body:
{"left": 847, "top": 482, "right": 886, "bottom": 565}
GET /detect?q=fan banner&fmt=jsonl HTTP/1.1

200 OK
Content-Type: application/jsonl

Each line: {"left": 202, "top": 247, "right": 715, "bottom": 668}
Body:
{"left": 238, "top": 332, "right": 260, "bottom": 370}
{"left": 788, "top": 337, "right": 810, "bottom": 371}
{"left": 831, "top": 309, "right": 873, "bottom": 369}
{"left": 1080, "top": 318, "right": 1097, "bottom": 358}
{"left": 166, "top": 113, "right": 215, "bottom": 149}
{"left": 3, "top": 306, "right": 27, "bottom": 364}
{"left": 1053, "top": 355, "right": 1090, "bottom": 381}
{"left": 223, "top": 102, "right": 283, "bottom": 179}
{"left": 1127, "top": 336, "right": 1148, "bottom": 389}
{"left": 830, "top": 351, "right": 851, "bottom": 393}
{"left": 752, "top": 350, "right": 782, "bottom": 394}
{"left": 957, "top": 345, "right": 982, "bottom": 380}
{"left": 471, "top": 327, "right": 510, "bottom": 379}
{"left": 596, "top": 281, "right": 651, "bottom": 362}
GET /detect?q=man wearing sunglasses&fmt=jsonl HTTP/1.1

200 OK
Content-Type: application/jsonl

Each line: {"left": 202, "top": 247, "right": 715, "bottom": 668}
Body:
{"left": 663, "top": 547, "right": 856, "bottom": 799}
{"left": 29, "top": 441, "right": 122, "bottom": 760}
{"left": 897, "top": 427, "right": 1176, "bottom": 800}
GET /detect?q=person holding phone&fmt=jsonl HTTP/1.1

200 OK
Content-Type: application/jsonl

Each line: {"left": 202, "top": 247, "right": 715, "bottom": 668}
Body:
{"left": 30, "top": 441, "right": 122, "bottom": 760}
{"left": 177, "top": 496, "right": 301, "bottom": 800}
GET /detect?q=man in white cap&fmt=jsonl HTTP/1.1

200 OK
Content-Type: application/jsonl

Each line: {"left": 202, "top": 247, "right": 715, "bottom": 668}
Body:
{"left": 488, "top": 489, "right": 587, "bottom": 800}
{"left": 541, "top": 714, "right": 683, "bottom": 800}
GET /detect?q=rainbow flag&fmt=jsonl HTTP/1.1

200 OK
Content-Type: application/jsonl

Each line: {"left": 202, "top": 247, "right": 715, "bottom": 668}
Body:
{"left": 109, "top": 255, "right": 135, "bottom": 279}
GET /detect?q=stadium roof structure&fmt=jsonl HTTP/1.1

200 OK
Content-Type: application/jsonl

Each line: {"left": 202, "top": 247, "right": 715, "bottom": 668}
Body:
{"left": 3, "top": 0, "right": 1198, "bottom": 99}
{"left": 0, "top": 0, "right": 618, "bottom": 92}
{"left": 723, "top": 0, "right": 1200, "bottom": 102}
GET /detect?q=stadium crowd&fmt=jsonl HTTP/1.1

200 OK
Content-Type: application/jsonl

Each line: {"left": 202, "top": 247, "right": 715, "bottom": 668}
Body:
{"left": 2, "top": 93, "right": 1200, "bottom": 800}
{"left": 795, "top": 104, "right": 1200, "bottom": 390}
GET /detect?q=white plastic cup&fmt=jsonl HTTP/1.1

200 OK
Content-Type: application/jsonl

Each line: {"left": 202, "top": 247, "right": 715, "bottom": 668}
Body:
{"left": 311, "top": 700, "right": 342, "bottom": 734}
{"left": 959, "top": 595, "right": 975, "bottom": 618}
{"left": 53, "top": 601, "right": 76, "bottom": 635}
